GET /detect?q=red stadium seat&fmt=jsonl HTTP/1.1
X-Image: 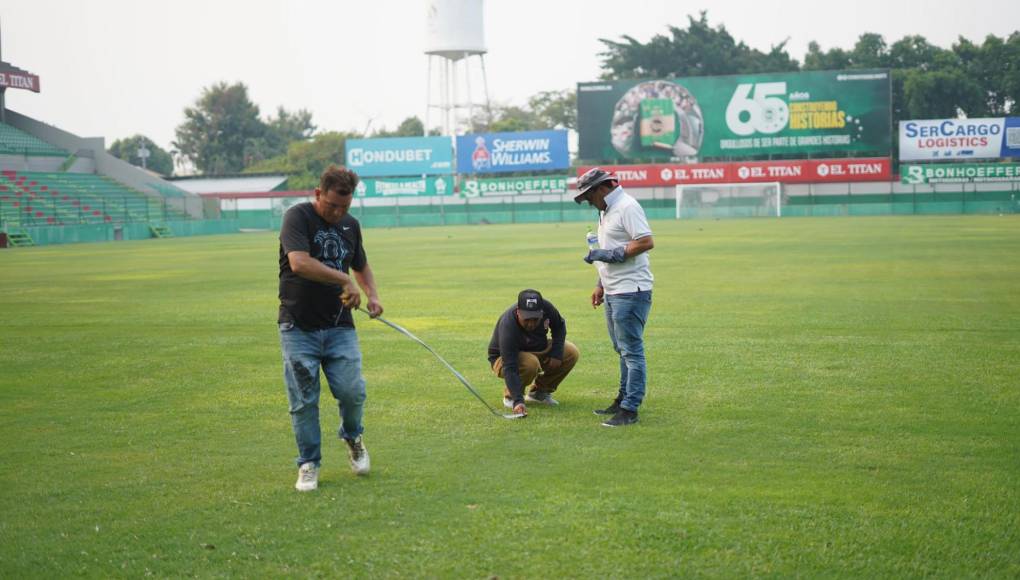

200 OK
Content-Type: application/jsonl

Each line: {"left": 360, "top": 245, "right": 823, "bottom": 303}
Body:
{"left": 104, "top": 215, "right": 112, "bottom": 222}
{"left": 12, "top": 201, "right": 20, "bottom": 207}
{"left": 83, "top": 205, "right": 91, "bottom": 211}
{"left": 35, "top": 211, "right": 44, "bottom": 218}
{"left": 92, "top": 210, "right": 101, "bottom": 216}
{"left": 47, "top": 217, "right": 56, "bottom": 224}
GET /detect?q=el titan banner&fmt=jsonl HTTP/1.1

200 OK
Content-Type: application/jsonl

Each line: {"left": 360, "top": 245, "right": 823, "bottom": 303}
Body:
{"left": 456, "top": 130, "right": 569, "bottom": 174}
{"left": 578, "top": 158, "right": 891, "bottom": 187}
{"left": 345, "top": 136, "right": 453, "bottom": 177}
{"left": 899, "top": 118, "right": 1020, "bottom": 161}
{"left": 0, "top": 71, "right": 40, "bottom": 92}
{"left": 578, "top": 70, "right": 891, "bottom": 161}
{"left": 901, "top": 163, "right": 1020, "bottom": 184}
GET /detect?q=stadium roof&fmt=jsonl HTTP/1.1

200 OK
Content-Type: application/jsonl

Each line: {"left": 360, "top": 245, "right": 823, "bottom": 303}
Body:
{"left": 170, "top": 174, "right": 288, "bottom": 195}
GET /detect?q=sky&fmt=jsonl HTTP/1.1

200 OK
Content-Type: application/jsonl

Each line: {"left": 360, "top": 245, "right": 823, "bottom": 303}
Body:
{"left": 3, "top": 0, "right": 1019, "bottom": 154}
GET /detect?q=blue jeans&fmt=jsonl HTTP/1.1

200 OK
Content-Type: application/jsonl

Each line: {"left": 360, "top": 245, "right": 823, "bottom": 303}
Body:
{"left": 604, "top": 291, "right": 652, "bottom": 412}
{"left": 279, "top": 323, "right": 366, "bottom": 466}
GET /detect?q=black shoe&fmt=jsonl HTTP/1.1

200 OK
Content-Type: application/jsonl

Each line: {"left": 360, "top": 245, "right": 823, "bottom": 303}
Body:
{"left": 601, "top": 408, "right": 638, "bottom": 427}
{"left": 593, "top": 399, "right": 622, "bottom": 416}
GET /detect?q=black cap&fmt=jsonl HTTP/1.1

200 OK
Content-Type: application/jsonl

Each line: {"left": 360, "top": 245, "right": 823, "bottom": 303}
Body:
{"left": 517, "top": 289, "right": 544, "bottom": 320}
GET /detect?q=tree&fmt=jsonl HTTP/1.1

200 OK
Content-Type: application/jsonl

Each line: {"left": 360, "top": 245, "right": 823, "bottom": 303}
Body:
{"left": 173, "top": 82, "right": 316, "bottom": 175}
{"left": 107, "top": 135, "right": 174, "bottom": 176}
{"left": 598, "top": 11, "right": 798, "bottom": 79}
{"left": 528, "top": 89, "right": 577, "bottom": 130}
{"left": 244, "top": 131, "right": 357, "bottom": 190}
{"left": 372, "top": 116, "right": 427, "bottom": 138}
{"left": 173, "top": 82, "right": 264, "bottom": 174}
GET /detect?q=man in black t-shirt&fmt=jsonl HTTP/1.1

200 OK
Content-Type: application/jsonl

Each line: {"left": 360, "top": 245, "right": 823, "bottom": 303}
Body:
{"left": 278, "top": 166, "right": 383, "bottom": 492}
{"left": 488, "top": 289, "right": 580, "bottom": 417}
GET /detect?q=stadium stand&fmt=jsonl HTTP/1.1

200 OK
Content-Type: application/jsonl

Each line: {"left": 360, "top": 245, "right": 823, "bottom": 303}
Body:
{"left": 0, "top": 170, "right": 190, "bottom": 227}
{"left": 0, "top": 122, "right": 67, "bottom": 157}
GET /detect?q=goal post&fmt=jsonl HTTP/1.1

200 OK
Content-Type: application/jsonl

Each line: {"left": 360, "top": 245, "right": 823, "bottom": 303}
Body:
{"left": 676, "top": 182, "right": 782, "bottom": 219}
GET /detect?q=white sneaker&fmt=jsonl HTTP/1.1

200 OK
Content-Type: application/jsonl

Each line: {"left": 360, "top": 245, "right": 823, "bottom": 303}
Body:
{"left": 295, "top": 462, "right": 318, "bottom": 491}
{"left": 525, "top": 391, "right": 559, "bottom": 406}
{"left": 346, "top": 436, "right": 370, "bottom": 476}
{"left": 503, "top": 396, "right": 514, "bottom": 409}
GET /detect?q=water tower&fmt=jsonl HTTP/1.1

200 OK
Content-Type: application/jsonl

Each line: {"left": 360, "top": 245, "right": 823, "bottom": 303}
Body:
{"left": 425, "top": 0, "right": 491, "bottom": 136}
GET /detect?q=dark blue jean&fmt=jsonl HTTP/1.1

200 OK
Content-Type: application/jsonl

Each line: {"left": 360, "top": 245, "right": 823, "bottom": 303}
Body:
{"left": 604, "top": 290, "right": 652, "bottom": 412}
{"left": 279, "top": 323, "right": 366, "bottom": 466}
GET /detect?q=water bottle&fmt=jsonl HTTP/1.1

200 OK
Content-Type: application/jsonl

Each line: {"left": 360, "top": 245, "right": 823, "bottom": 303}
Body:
{"left": 586, "top": 228, "right": 599, "bottom": 250}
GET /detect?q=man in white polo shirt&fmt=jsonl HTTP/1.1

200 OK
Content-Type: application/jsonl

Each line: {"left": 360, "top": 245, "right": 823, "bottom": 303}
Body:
{"left": 575, "top": 168, "right": 655, "bottom": 427}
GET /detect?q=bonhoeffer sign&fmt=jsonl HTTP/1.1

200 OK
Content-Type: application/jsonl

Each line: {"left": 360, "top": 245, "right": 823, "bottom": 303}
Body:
{"left": 456, "top": 130, "right": 569, "bottom": 174}
{"left": 578, "top": 158, "right": 891, "bottom": 187}
{"left": 345, "top": 136, "right": 453, "bottom": 177}
{"left": 898, "top": 118, "right": 1020, "bottom": 161}
{"left": 578, "top": 70, "right": 891, "bottom": 160}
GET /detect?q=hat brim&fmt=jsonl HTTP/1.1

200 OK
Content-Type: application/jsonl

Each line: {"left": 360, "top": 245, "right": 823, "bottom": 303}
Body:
{"left": 519, "top": 309, "right": 544, "bottom": 320}
{"left": 573, "top": 192, "right": 588, "bottom": 204}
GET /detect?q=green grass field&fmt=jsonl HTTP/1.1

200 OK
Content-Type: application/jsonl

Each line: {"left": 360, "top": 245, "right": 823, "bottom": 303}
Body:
{"left": 1, "top": 215, "right": 1018, "bottom": 578}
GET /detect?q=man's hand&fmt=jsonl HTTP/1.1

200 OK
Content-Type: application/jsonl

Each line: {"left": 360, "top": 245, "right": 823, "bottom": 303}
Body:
{"left": 546, "top": 357, "right": 562, "bottom": 371}
{"left": 365, "top": 296, "right": 384, "bottom": 319}
{"left": 591, "top": 286, "right": 605, "bottom": 309}
{"left": 340, "top": 281, "right": 361, "bottom": 310}
{"left": 584, "top": 246, "right": 626, "bottom": 264}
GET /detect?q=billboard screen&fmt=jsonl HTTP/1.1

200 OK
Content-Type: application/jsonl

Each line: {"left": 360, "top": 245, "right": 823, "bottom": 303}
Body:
{"left": 456, "top": 130, "right": 569, "bottom": 174}
{"left": 345, "top": 136, "right": 453, "bottom": 177}
{"left": 578, "top": 69, "right": 891, "bottom": 161}
{"left": 899, "top": 118, "right": 1020, "bottom": 161}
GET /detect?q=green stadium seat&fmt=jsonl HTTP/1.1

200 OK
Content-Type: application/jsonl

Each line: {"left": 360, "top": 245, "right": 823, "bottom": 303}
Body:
{"left": 0, "top": 123, "right": 68, "bottom": 157}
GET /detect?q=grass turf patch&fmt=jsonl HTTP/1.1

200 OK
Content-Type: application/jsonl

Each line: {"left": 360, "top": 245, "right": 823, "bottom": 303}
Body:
{"left": 1, "top": 215, "right": 1018, "bottom": 577}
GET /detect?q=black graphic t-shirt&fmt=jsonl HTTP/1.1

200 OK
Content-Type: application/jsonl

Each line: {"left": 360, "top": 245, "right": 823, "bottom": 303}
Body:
{"left": 278, "top": 202, "right": 367, "bottom": 330}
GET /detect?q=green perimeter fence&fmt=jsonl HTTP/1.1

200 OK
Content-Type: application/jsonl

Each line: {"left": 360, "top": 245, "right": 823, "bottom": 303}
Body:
{"left": 232, "top": 188, "right": 1020, "bottom": 230}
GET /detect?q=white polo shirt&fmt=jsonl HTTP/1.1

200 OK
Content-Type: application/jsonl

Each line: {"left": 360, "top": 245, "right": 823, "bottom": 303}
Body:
{"left": 596, "top": 186, "right": 654, "bottom": 294}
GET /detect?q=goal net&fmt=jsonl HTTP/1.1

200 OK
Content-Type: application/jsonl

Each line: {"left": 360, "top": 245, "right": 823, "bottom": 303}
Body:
{"left": 675, "top": 182, "right": 782, "bottom": 219}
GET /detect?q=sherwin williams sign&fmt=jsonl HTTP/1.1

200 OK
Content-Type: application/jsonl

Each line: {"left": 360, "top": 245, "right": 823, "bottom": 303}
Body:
{"left": 355, "top": 176, "right": 453, "bottom": 197}
{"left": 901, "top": 163, "right": 1020, "bottom": 184}
{"left": 461, "top": 176, "right": 568, "bottom": 197}
{"left": 456, "top": 130, "right": 569, "bottom": 174}
{"left": 345, "top": 136, "right": 453, "bottom": 177}
{"left": 578, "top": 70, "right": 891, "bottom": 160}
{"left": 899, "top": 118, "right": 1020, "bottom": 161}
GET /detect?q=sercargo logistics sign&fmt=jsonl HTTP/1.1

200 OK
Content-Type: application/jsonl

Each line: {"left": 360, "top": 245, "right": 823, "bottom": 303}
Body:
{"left": 577, "top": 158, "right": 891, "bottom": 187}
{"left": 345, "top": 136, "right": 453, "bottom": 177}
{"left": 578, "top": 69, "right": 891, "bottom": 160}
{"left": 901, "top": 163, "right": 1020, "bottom": 184}
{"left": 456, "top": 130, "right": 569, "bottom": 173}
{"left": 899, "top": 118, "right": 1020, "bottom": 161}
{"left": 355, "top": 176, "right": 453, "bottom": 197}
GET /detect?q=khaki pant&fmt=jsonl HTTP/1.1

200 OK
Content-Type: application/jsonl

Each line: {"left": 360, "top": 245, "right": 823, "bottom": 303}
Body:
{"left": 491, "top": 340, "right": 579, "bottom": 396}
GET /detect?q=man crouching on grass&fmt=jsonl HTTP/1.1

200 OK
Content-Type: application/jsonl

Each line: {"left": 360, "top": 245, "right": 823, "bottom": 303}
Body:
{"left": 488, "top": 289, "right": 579, "bottom": 417}
{"left": 277, "top": 166, "right": 383, "bottom": 491}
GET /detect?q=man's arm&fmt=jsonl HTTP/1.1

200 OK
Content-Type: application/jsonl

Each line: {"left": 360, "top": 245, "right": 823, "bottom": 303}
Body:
{"left": 546, "top": 302, "right": 567, "bottom": 361}
{"left": 352, "top": 263, "right": 383, "bottom": 318}
{"left": 287, "top": 251, "right": 360, "bottom": 309}
{"left": 497, "top": 321, "right": 525, "bottom": 404}
{"left": 624, "top": 234, "right": 654, "bottom": 258}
